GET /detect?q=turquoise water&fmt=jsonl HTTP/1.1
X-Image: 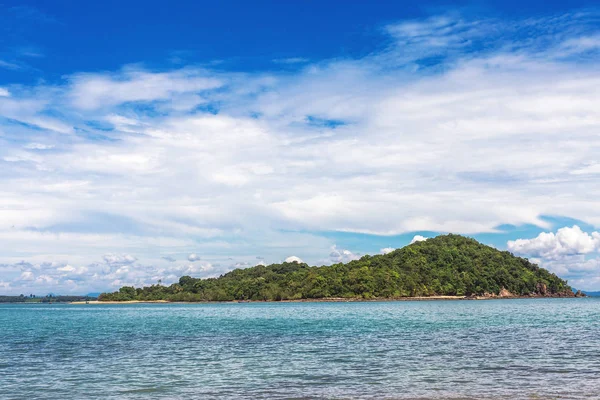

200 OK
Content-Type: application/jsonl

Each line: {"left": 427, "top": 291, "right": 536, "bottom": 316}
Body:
{"left": 1, "top": 299, "right": 599, "bottom": 399}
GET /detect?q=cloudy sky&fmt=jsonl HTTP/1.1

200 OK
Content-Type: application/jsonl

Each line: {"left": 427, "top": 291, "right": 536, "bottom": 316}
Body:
{"left": 1, "top": 0, "right": 600, "bottom": 294}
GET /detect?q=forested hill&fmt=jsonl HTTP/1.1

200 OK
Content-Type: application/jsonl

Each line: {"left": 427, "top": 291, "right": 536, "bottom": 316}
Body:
{"left": 99, "top": 234, "right": 574, "bottom": 302}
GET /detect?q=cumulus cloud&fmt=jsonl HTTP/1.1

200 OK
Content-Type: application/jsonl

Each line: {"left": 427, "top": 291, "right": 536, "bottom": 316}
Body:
{"left": 328, "top": 245, "right": 361, "bottom": 264}
{"left": 507, "top": 226, "right": 600, "bottom": 289}
{"left": 1, "top": 11, "right": 600, "bottom": 292}
{"left": 0, "top": 256, "right": 224, "bottom": 295}
{"left": 19, "top": 271, "right": 35, "bottom": 281}
{"left": 57, "top": 264, "right": 88, "bottom": 275}
{"left": 507, "top": 226, "right": 600, "bottom": 259}
{"left": 285, "top": 256, "right": 304, "bottom": 264}
{"left": 0, "top": 87, "right": 9, "bottom": 97}
{"left": 165, "top": 262, "right": 214, "bottom": 276}
{"left": 410, "top": 235, "right": 428, "bottom": 244}
{"left": 234, "top": 262, "right": 250, "bottom": 268}
{"left": 537, "top": 255, "right": 600, "bottom": 276}
{"left": 103, "top": 254, "right": 138, "bottom": 268}
{"left": 380, "top": 247, "right": 396, "bottom": 254}
{"left": 187, "top": 254, "right": 201, "bottom": 262}
{"left": 35, "top": 275, "right": 56, "bottom": 285}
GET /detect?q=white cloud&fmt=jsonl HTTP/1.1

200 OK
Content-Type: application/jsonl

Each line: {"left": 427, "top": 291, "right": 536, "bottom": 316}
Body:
{"left": 57, "top": 264, "right": 88, "bottom": 275}
{"left": 0, "top": 90, "right": 71, "bottom": 133}
{"left": 187, "top": 253, "right": 201, "bottom": 262}
{"left": 103, "top": 254, "right": 138, "bottom": 268}
{"left": 234, "top": 262, "right": 250, "bottom": 268}
{"left": 558, "top": 35, "right": 600, "bottom": 56}
{"left": 385, "top": 14, "right": 480, "bottom": 53}
{"left": 410, "top": 235, "right": 428, "bottom": 244}
{"left": 0, "top": 88, "right": 9, "bottom": 97}
{"left": 1, "top": 12, "right": 600, "bottom": 292}
{"left": 165, "top": 262, "right": 214, "bottom": 276}
{"left": 507, "top": 226, "right": 600, "bottom": 259}
{"left": 328, "top": 245, "right": 361, "bottom": 264}
{"left": 23, "top": 143, "right": 54, "bottom": 150}
{"left": 68, "top": 68, "right": 222, "bottom": 110}
{"left": 507, "top": 226, "right": 600, "bottom": 289}
{"left": 35, "top": 275, "right": 56, "bottom": 285}
{"left": 0, "top": 256, "right": 222, "bottom": 295}
{"left": 542, "top": 255, "right": 600, "bottom": 275}
{"left": 285, "top": 256, "right": 304, "bottom": 264}
{"left": 20, "top": 271, "right": 35, "bottom": 281}
{"left": 380, "top": 247, "right": 396, "bottom": 254}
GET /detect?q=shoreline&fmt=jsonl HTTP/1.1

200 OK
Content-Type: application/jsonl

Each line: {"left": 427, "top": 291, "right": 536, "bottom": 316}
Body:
{"left": 71, "top": 294, "right": 580, "bottom": 305}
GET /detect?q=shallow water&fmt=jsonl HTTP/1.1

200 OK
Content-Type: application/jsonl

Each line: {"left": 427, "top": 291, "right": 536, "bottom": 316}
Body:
{"left": 1, "top": 298, "right": 599, "bottom": 399}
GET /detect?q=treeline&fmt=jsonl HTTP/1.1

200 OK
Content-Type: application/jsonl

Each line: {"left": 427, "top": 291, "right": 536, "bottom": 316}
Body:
{"left": 0, "top": 295, "right": 95, "bottom": 303}
{"left": 99, "top": 234, "right": 572, "bottom": 302}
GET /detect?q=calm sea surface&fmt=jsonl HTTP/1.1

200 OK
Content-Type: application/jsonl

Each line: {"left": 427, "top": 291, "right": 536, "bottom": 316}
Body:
{"left": 1, "top": 299, "right": 599, "bottom": 399}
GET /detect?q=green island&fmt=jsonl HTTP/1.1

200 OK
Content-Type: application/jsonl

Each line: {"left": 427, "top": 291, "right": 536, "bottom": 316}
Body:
{"left": 99, "top": 234, "right": 578, "bottom": 302}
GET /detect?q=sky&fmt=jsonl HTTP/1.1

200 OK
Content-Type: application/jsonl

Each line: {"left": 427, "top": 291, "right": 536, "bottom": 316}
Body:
{"left": 1, "top": 0, "right": 600, "bottom": 294}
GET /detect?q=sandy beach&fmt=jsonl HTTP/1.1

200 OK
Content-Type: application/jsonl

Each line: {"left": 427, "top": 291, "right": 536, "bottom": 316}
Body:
{"left": 70, "top": 295, "right": 560, "bottom": 305}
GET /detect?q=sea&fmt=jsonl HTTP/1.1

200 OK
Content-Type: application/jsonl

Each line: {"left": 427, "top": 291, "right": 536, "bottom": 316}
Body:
{"left": 1, "top": 298, "right": 599, "bottom": 399}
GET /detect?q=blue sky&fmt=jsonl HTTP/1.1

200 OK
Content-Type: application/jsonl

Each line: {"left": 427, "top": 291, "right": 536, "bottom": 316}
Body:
{"left": 1, "top": 1, "right": 600, "bottom": 294}
{"left": 2, "top": 0, "right": 598, "bottom": 81}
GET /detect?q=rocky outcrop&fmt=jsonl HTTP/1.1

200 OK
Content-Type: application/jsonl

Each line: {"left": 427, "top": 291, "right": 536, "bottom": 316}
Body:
{"left": 465, "top": 285, "right": 577, "bottom": 300}
{"left": 532, "top": 282, "right": 576, "bottom": 297}
{"left": 543, "top": 289, "right": 576, "bottom": 297}
{"left": 466, "top": 288, "right": 517, "bottom": 299}
{"left": 536, "top": 282, "right": 547, "bottom": 296}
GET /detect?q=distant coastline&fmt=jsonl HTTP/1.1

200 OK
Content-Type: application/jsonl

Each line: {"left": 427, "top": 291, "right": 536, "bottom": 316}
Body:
{"left": 0, "top": 295, "right": 95, "bottom": 304}
{"left": 73, "top": 292, "right": 584, "bottom": 305}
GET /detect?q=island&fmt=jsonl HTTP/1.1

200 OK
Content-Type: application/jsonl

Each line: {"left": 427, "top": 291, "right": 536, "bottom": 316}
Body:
{"left": 99, "top": 234, "right": 580, "bottom": 302}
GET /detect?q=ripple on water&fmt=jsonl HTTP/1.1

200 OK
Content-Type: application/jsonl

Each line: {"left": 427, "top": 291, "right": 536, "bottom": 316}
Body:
{"left": 0, "top": 299, "right": 599, "bottom": 399}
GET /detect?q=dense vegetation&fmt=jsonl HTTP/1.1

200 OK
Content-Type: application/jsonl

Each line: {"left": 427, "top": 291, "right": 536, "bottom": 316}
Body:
{"left": 100, "top": 234, "right": 572, "bottom": 302}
